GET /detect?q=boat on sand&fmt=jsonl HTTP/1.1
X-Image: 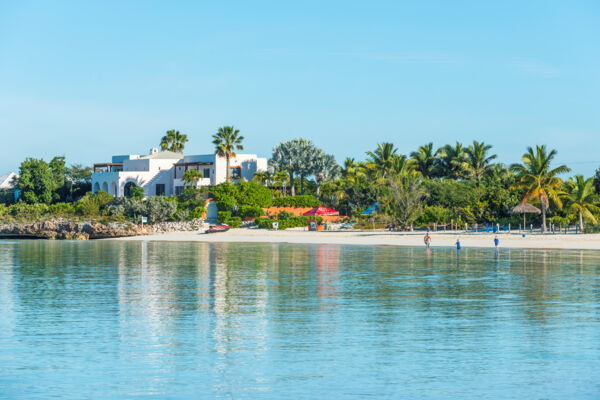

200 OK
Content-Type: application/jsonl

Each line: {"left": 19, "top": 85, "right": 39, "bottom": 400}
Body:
{"left": 205, "top": 224, "right": 230, "bottom": 234}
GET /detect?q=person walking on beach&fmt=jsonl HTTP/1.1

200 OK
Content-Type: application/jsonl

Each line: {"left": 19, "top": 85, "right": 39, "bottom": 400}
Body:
{"left": 424, "top": 232, "right": 431, "bottom": 249}
{"left": 494, "top": 235, "right": 499, "bottom": 249}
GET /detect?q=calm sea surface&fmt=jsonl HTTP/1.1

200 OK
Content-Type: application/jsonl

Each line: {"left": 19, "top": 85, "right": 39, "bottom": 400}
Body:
{"left": 1, "top": 240, "right": 599, "bottom": 399}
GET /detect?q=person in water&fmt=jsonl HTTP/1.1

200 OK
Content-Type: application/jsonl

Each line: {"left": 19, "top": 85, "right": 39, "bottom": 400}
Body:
{"left": 494, "top": 235, "right": 499, "bottom": 249}
{"left": 456, "top": 237, "right": 461, "bottom": 250}
{"left": 424, "top": 232, "right": 431, "bottom": 248}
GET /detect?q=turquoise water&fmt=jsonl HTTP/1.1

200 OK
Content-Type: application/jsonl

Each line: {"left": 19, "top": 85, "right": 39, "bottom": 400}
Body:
{"left": 1, "top": 241, "right": 599, "bottom": 399}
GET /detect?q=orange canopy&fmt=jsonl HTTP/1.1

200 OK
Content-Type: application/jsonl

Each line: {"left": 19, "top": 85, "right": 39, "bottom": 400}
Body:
{"left": 302, "top": 206, "right": 340, "bottom": 216}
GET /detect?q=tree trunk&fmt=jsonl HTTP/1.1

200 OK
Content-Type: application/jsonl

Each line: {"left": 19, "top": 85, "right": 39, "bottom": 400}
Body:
{"left": 540, "top": 194, "right": 547, "bottom": 232}
{"left": 580, "top": 211, "right": 584, "bottom": 233}
{"left": 225, "top": 155, "right": 230, "bottom": 181}
{"left": 290, "top": 172, "right": 295, "bottom": 196}
{"left": 316, "top": 182, "right": 321, "bottom": 197}
{"left": 300, "top": 175, "right": 305, "bottom": 195}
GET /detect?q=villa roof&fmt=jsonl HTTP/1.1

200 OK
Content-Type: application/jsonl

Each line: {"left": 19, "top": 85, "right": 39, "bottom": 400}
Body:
{"left": 140, "top": 151, "right": 184, "bottom": 160}
{"left": 0, "top": 172, "right": 17, "bottom": 189}
{"left": 509, "top": 202, "right": 541, "bottom": 214}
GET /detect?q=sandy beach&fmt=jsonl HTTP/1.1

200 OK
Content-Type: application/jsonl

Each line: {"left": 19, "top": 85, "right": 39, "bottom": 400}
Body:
{"left": 111, "top": 228, "right": 600, "bottom": 250}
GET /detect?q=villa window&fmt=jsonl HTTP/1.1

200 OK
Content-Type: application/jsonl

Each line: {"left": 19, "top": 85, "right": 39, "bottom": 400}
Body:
{"left": 230, "top": 166, "right": 241, "bottom": 180}
{"left": 175, "top": 186, "right": 184, "bottom": 195}
{"left": 156, "top": 184, "right": 165, "bottom": 196}
{"left": 203, "top": 168, "right": 210, "bottom": 178}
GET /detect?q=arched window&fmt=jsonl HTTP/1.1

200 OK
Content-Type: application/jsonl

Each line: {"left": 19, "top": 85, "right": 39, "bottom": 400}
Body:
{"left": 124, "top": 182, "right": 137, "bottom": 197}
{"left": 110, "top": 182, "right": 117, "bottom": 197}
{"left": 93, "top": 182, "right": 100, "bottom": 193}
{"left": 101, "top": 182, "right": 108, "bottom": 192}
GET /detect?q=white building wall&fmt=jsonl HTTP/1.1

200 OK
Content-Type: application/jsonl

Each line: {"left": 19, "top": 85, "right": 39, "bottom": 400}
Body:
{"left": 92, "top": 151, "right": 267, "bottom": 198}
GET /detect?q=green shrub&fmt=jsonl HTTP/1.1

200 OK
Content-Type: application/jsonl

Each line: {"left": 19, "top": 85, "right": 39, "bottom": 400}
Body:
{"left": 174, "top": 209, "right": 190, "bottom": 221}
{"left": 129, "top": 186, "right": 144, "bottom": 200}
{"left": 175, "top": 187, "right": 207, "bottom": 220}
{"left": 189, "top": 205, "right": 205, "bottom": 220}
{"left": 240, "top": 205, "right": 263, "bottom": 218}
{"left": 144, "top": 196, "right": 177, "bottom": 223}
{"left": 210, "top": 182, "right": 273, "bottom": 214}
{"left": 110, "top": 198, "right": 144, "bottom": 220}
{"left": 49, "top": 203, "right": 76, "bottom": 216}
{"left": 217, "top": 211, "right": 231, "bottom": 224}
{"left": 272, "top": 195, "right": 320, "bottom": 208}
{"left": 256, "top": 216, "right": 322, "bottom": 230}
{"left": 9, "top": 202, "right": 50, "bottom": 219}
{"left": 227, "top": 216, "right": 242, "bottom": 228}
{"left": 418, "top": 205, "right": 452, "bottom": 225}
{"left": 0, "top": 191, "right": 14, "bottom": 205}
{"left": 235, "top": 181, "right": 272, "bottom": 208}
{"left": 277, "top": 210, "right": 293, "bottom": 220}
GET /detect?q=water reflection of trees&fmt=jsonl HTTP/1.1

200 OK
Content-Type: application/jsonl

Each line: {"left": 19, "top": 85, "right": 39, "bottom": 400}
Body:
{"left": 7, "top": 239, "right": 600, "bottom": 380}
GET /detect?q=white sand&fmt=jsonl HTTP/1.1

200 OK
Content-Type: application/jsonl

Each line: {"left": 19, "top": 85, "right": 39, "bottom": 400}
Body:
{"left": 111, "top": 228, "right": 600, "bottom": 250}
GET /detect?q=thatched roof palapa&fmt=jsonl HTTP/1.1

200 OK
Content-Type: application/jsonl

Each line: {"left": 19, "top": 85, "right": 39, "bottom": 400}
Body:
{"left": 509, "top": 203, "right": 541, "bottom": 214}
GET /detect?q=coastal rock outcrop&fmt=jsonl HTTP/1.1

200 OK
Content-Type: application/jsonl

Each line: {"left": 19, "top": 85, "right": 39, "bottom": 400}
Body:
{"left": 0, "top": 219, "right": 145, "bottom": 240}
{"left": 151, "top": 219, "right": 207, "bottom": 233}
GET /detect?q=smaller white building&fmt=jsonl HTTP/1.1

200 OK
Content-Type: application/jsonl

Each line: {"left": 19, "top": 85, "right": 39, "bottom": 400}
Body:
{"left": 92, "top": 148, "right": 267, "bottom": 197}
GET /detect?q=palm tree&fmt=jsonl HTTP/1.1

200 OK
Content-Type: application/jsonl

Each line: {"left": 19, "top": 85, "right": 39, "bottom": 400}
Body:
{"left": 486, "top": 163, "right": 514, "bottom": 187}
{"left": 212, "top": 126, "right": 244, "bottom": 180}
{"left": 562, "top": 175, "right": 600, "bottom": 232}
{"left": 410, "top": 142, "right": 439, "bottom": 178}
{"left": 437, "top": 142, "right": 467, "bottom": 179}
{"left": 269, "top": 138, "right": 315, "bottom": 195}
{"left": 252, "top": 171, "right": 272, "bottom": 186}
{"left": 314, "top": 153, "right": 341, "bottom": 196}
{"left": 366, "top": 142, "right": 398, "bottom": 178}
{"left": 390, "top": 154, "right": 414, "bottom": 176}
{"left": 343, "top": 158, "right": 365, "bottom": 180}
{"left": 272, "top": 170, "right": 289, "bottom": 196}
{"left": 511, "top": 145, "right": 571, "bottom": 232}
{"left": 160, "top": 130, "right": 188, "bottom": 153}
{"left": 464, "top": 141, "right": 497, "bottom": 184}
{"left": 182, "top": 169, "right": 202, "bottom": 188}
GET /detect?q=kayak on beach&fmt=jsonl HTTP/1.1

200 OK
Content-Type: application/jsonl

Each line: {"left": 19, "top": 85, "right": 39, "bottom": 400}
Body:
{"left": 205, "top": 224, "right": 230, "bottom": 234}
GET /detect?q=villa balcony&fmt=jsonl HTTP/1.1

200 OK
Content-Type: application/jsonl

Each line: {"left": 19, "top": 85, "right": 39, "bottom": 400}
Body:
{"left": 93, "top": 163, "right": 123, "bottom": 173}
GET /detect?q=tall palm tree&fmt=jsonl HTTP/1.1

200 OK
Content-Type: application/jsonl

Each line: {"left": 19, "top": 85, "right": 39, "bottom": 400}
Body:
{"left": 182, "top": 169, "right": 202, "bottom": 188}
{"left": 410, "top": 142, "right": 439, "bottom": 178}
{"left": 464, "top": 141, "right": 497, "bottom": 184}
{"left": 562, "top": 175, "right": 600, "bottom": 232}
{"left": 160, "top": 130, "right": 188, "bottom": 153}
{"left": 437, "top": 142, "right": 467, "bottom": 179}
{"left": 212, "top": 126, "right": 244, "bottom": 180}
{"left": 511, "top": 145, "right": 571, "bottom": 232}
{"left": 314, "top": 153, "right": 341, "bottom": 196}
{"left": 366, "top": 142, "right": 398, "bottom": 178}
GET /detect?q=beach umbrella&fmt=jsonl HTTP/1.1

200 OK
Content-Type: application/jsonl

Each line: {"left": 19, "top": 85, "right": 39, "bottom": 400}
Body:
{"left": 509, "top": 202, "right": 541, "bottom": 230}
{"left": 360, "top": 202, "right": 379, "bottom": 216}
{"left": 303, "top": 206, "right": 340, "bottom": 216}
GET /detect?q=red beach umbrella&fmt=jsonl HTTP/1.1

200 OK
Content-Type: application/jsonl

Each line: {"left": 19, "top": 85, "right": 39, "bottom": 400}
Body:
{"left": 302, "top": 206, "right": 340, "bottom": 216}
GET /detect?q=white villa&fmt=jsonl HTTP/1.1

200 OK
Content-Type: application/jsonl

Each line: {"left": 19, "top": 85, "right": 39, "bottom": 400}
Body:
{"left": 91, "top": 148, "right": 267, "bottom": 197}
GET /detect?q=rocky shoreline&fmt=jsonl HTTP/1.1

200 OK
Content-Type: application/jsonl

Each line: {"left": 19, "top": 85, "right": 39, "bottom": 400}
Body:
{"left": 0, "top": 219, "right": 147, "bottom": 240}
{"left": 0, "top": 218, "right": 208, "bottom": 240}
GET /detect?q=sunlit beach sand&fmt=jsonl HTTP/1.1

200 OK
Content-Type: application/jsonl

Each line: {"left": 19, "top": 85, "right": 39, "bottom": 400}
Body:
{"left": 114, "top": 228, "right": 600, "bottom": 250}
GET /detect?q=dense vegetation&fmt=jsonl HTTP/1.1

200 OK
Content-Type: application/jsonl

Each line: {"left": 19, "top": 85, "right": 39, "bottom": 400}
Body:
{"left": 4, "top": 128, "right": 600, "bottom": 233}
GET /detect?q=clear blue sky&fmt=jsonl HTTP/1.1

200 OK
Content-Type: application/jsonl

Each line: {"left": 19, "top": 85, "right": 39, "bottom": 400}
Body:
{"left": 1, "top": 1, "right": 599, "bottom": 175}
